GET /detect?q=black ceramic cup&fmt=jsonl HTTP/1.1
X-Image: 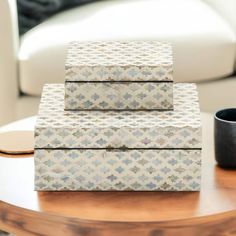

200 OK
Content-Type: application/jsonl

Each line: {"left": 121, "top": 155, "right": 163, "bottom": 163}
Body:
{"left": 214, "top": 108, "right": 236, "bottom": 168}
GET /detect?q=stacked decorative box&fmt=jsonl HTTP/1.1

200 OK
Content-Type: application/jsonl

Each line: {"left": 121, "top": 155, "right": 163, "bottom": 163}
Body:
{"left": 34, "top": 41, "right": 202, "bottom": 191}
{"left": 64, "top": 41, "right": 173, "bottom": 110}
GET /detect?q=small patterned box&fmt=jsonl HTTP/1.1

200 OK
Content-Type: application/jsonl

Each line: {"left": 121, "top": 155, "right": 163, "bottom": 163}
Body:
{"left": 65, "top": 41, "right": 173, "bottom": 110}
{"left": 34, "top": 83, "right": 202, "bottom": 191}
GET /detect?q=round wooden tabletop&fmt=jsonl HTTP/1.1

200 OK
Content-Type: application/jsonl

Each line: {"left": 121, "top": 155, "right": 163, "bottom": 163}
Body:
{"left": 1, "top": 114, "right": 236, "bottom": 236}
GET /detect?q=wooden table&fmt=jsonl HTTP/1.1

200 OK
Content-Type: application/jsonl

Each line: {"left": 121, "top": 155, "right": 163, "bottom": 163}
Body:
{"left": 0, "top": 114, "right": 236, "bottom": 236}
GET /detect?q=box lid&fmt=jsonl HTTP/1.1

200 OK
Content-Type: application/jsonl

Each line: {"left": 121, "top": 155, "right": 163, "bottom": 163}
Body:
{"left": 35, "top": 83, "right": 201, "bottom": 149}
{"left": 65, "top": 41, "right": 173, "bottom": 82}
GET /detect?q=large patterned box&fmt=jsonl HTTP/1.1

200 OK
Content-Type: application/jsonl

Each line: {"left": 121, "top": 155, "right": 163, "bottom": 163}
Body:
{"left": 65, "top": 41, "right": 173, "bottom": 110}
{"left": 34, "top": 83, "right": 202, "bottom": 191}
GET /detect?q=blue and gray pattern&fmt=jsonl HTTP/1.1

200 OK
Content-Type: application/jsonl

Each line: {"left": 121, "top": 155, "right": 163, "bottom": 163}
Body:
{"left": 35, "top": 149, "right": 201, "bottom": 191}
{"left": 34, "top": 83, "right": 202, "bottom": 191}
{"left": 65, "top": 82, "right": 173, "bottom": 110}
{"left": 65, "top": 41, "right": 173, "bottom": 82}
{"left": 35, "top": 83, "right": 201, "bottom": 149}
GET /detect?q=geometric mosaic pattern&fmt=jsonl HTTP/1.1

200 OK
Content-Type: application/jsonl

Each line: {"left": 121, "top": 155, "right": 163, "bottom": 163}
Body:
{"left": 65, "top": 41, "right": 173, "bottom": 82}
{"left": 35, "top": 126, "right": 201, "bottom": 149}
{"left": 35, "top": 149, "right": 201, "bottom": 191}
{"left": 35, "top": 83, "right": 201, "bottom": 149}
{"left": 65, "top": 82, "right": 173, "bottom": 110}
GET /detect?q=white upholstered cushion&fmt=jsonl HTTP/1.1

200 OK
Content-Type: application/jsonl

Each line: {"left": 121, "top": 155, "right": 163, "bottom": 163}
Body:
{"left": 19, "top": 0, "right": 236, "bottom": 96}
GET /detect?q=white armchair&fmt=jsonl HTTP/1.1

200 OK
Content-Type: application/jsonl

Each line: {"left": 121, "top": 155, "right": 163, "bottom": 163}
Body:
{"left": 0, "top": 0, "right": 236, "bottom": 125}
{"left": 205, "top": 0, "right": 236, "bottom": 32}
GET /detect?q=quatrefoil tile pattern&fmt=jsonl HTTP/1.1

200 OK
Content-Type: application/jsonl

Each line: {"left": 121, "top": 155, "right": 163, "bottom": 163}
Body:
{"left": 35, "top": 149, "right": 201, "bottom": 191}
{"left": 65, "top": 41, "right": 173, "bottom": 81}
{"left": 65, "top": 82, "right": 173, "bottom": 110}
{"left": 35, "top": 83, "right": 201, "bottom": 149}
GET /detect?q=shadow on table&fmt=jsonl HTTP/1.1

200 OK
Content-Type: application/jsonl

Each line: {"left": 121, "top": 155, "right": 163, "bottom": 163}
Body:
{"left": 37, "top": 190, "right": 200, "bottom": 221}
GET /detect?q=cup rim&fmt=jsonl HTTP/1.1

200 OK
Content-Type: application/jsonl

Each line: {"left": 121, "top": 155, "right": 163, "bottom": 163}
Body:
{"left": 214, "top": 108, "right": 236, "bottom": 124}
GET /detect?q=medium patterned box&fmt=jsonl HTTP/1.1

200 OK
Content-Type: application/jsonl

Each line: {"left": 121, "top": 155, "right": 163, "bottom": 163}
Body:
{"left": 65, "top": 41, "right": 173, "bottom": 110}
{"left": 35, "top": 83, "right": 202, "bottom": 191}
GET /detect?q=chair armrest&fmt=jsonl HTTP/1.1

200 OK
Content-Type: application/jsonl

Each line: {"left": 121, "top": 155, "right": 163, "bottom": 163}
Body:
{"left": 204, "top": 0, "right": 236, "bottom": 33}
{"left": 0, "top": 0, "right": 19, "bottom": 125}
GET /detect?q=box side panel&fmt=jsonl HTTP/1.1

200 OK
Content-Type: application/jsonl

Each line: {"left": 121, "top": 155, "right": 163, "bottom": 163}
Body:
{"left": 35, "top": 126, "right": 201, "bottom": 149}
{"left": 65, "top": 82, "right": 173, "bottom": 110}
{"left": 35, "top": 149, "right": 201, "bottom": 191}
{"left": 65, "top": 65, "right": 173, "bottom": 82}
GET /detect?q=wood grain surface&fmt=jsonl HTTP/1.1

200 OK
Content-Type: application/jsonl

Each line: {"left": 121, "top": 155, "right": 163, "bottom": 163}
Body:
{"left": 0, "top": 114, "right": 236, "bottom": 235}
